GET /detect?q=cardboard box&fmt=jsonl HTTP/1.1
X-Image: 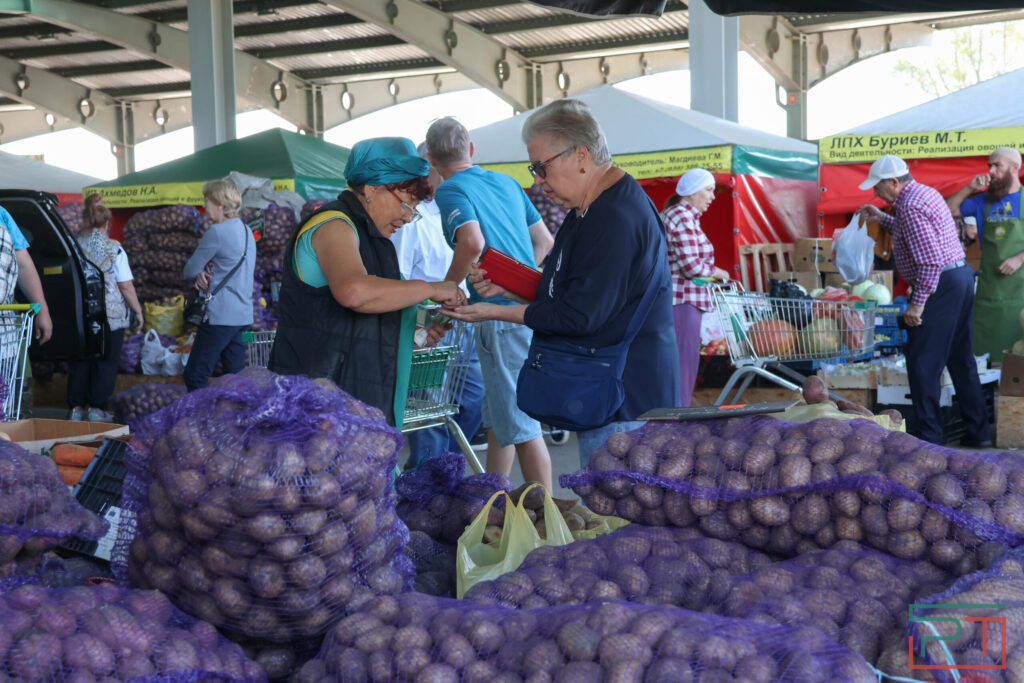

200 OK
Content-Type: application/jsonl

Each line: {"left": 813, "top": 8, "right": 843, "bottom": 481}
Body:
{"left": 3, "top": 419, "right": 129, "bottom": 455}
{"left": 823, "top": 270, "right": 894, "bottom": 293}
{"left": 793, "top": 238, "right": 838, "bottom": 273}
{"left": 879, "top": 366, "right": 952, "bottom": 387}
{"left": 1001, "top": 351, "right": 1024, "bottom": 397}
{"left": 878, "top": 383, "right": 955, "bottom": 407}
{"left": 817, "top": 368, "right": 878, "bottom": 390}
{"left": 997, "top": 395, "right": 1024, "bottom": 449}
{"left": 767, "top": 270, "right": 821, "bottom": 293}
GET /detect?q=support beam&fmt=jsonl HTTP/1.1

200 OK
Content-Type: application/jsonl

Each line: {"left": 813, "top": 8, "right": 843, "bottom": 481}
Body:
{"left": 114, "top": 100, "right": 134, "bottom": 175}
{"left": 187, "top": 0, "right": 235, "bottom": 150}
{"left": 320, "top": 0, "right": 537, "bottom": 110}
{"left": 688, "top": 0, "right": 739, "bottom": 122}
{"left": 0, "top": 0, "right": 320, "bottom": 133}
{"left": 740, "top": 15, "right": 934, "bottom": 139}
{"left": 0, "top": 52, "right": 124, "bottom": 144}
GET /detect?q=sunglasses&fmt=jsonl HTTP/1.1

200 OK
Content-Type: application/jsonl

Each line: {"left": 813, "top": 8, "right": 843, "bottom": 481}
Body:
{"left": 389, "top": 189, "right": 422, "bottom": 223}
{"left": 527, "top": 146, "right": 575, "bottom": 179}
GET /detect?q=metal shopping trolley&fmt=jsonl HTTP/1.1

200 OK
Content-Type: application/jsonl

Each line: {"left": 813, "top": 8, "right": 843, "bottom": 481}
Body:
{"left": 708, "top": 281, "right": 875, "bottom": 406}
{"left": 241, "top": 315, "right": 484, "bottom": 474}
{"left": 0, "top": 303, "right": 39, "bottom": 421}
{"left": 404, "top": 316, "right": 483, "bottom": 474}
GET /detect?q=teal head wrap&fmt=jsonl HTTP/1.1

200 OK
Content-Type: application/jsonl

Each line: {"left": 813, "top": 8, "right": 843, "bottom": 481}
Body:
{"left": 344, "top": 137, "right": 430, "bottom": 187}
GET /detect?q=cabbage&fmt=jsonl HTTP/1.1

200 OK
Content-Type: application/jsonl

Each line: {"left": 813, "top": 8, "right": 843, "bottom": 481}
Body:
{"left": 801, "top": 317, "right": 842, "bottom": 355}
{"left": 851, "top": 281, "right": 873, "bottom": 297}
{"left": 863, "top": 283, "right": 892, "bottom": 305}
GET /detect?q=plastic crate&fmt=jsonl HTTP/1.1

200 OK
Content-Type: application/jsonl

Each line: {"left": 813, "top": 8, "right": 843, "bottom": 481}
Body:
{"left": 408, "top": 348, "right": 452, "bottom": 391}
{"left": 60, "top": 439, "right": 128, "bottom": 561}
{"left": 875, "top": 301, "right": 908, "bottom": 328}
{"left": 874, "top": 327, "right": 907, "bottom": 355}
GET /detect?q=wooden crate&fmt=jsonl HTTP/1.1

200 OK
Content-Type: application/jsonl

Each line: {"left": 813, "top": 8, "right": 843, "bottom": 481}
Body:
{"left": 997, "top": 395, "right": 1024, "bottom": 449}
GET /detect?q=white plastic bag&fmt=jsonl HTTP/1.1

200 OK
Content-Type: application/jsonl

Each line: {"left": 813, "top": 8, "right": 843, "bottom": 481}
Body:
{"left": 140, "top": 329, "right": 172, "bottom": 375}
{"left": 834, "top": 214, "right": 875, "bottom": 285}
{"left": 162, "top": 333, "right": 194, "bottom": 376}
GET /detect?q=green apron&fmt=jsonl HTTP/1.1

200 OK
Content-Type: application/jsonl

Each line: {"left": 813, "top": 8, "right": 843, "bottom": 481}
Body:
{"left": 973, "top": 193, "right": 1024, "bottom": 359}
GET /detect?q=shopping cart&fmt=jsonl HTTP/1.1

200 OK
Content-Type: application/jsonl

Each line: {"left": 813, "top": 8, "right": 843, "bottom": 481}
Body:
{"left": 242, "top": 330, "right": 276, "bottom": 369}
{"left": 0, "top": 303, "right": 39, "bottom": 421}
{"left": 241, "top": 318, "right": 484, "bottom": 474}
{"left": 404, "top": 318, "right": 483, "bottom": 474}
{"left": 708, "top": 281, "right": 876, "bottom": 406}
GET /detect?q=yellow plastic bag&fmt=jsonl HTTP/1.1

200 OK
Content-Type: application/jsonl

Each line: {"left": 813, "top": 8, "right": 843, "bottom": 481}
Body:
{"left": 778, "top": 401, "right": 905, "bottom": 432}
{"left": 456, "top": 483, "right": 573, "bottom": 598}
{"left": 570, "top": 510, "right": 630, "bottom": 541}
{"left": 144, "top": 295, "right": 184, "bottom": 337}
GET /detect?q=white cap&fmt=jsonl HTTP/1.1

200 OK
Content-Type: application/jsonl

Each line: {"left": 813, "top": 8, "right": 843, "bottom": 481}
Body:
{"left": 858, "top": 155, "right": 910, "bottom": 191}
{"left": 676, "top": 168, "right": 715, "bottom": 197}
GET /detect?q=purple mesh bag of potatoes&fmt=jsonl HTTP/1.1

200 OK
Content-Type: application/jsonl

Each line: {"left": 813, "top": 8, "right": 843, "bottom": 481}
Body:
{"left": 876, "top": 545, "right": 1024, "bottom": 681}
{"left": 562, "top": 416, "right": 1024, "bottom": 576}
{"left": 0, "top": 578, "right": 266, "bottom": 682}
{"left": 110, "top": 382, "right": 188, "bottom": 427}
{"left": 294, "top": 592, "right": 877, "bottom": 682}
{"left": 112, "top": 367, "right": 413, "bottom": 644}
{"left": 0, "top": 441, "right": 108, "bottom": 579}
{"left": 462, "top": 524, "right": 955, "bottom": 668}
{"left": 396, "top": 452, "right": 511, "bottom": 546}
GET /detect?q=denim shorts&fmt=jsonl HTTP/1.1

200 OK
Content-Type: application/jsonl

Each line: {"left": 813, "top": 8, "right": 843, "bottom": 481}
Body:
{"left": 475, "top": 319, "right": 542, "bottom": 447}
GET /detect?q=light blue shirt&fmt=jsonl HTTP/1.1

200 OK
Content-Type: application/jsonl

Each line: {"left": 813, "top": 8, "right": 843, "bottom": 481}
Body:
{"left": 0, "top": 206, "right": 30, "bottom": 250}
{"left": 183, "top": 217, "right": 256, "bottom": 326}
{"left": 434, "top": 166, "right": 541, "bottom": 305}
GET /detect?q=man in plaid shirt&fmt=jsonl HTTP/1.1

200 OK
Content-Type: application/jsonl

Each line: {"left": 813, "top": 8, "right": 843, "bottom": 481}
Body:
{"left": 858, "top": 155, "right": 991, "bottom": 446}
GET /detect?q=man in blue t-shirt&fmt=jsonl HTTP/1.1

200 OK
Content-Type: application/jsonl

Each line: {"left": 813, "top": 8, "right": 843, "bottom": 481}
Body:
{"left": 946, "top": 146, "right": 1024, "bottom": 359}
{"left": 0, "top": 205, "right": 54, "bottom": 344}
{"left": 425, "top": 116, "right": 555, "bottom": 492}
{"left": 947, "top": 147, "right": 1022, "bottom": 243}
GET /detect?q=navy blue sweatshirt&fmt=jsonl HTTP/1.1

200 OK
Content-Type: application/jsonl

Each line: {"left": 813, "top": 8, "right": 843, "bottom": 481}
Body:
{"left": 523, "top": 173, "right": 680, "bottom": 421}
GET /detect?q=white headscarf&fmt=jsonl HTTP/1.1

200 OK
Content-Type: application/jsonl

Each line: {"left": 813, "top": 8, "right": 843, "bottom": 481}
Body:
{"left": 675, "top": 168, "right": 715, "bottom": 198}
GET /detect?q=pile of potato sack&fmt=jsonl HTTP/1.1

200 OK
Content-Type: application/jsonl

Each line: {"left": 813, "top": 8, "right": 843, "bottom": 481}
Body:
{"left": 6, "top": 363, "right": 1024, "bottom": 681}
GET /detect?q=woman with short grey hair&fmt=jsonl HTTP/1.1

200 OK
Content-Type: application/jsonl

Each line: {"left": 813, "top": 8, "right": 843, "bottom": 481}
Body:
{"left": 445, "top": 98, "right": 679, "bottom": 468}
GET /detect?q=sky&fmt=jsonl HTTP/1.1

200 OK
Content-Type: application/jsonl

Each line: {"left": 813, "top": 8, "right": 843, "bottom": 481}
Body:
{"left": 0, "top": 39, "right": 951, "bottom": 182}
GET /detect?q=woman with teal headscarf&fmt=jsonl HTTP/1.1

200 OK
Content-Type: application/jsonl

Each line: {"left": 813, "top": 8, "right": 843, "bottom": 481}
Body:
{"left": 269, "top": 137, "right": 466, "bottom": 426}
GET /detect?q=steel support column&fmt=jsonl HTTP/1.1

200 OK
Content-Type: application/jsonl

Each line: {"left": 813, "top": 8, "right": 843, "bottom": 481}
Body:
{"left": 187, "top": 0, "right": 235, "bottom": 150}
{"left": 115, "top": 100, "right": 135, "bottom": 176}
{"left": 688, "top": 0, "right": 738, "bottom": 122}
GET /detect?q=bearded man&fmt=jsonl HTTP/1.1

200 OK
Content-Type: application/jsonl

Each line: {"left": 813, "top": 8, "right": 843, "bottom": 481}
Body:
{"left": 947, "top": 146, "right": 1024, "bottom": 358}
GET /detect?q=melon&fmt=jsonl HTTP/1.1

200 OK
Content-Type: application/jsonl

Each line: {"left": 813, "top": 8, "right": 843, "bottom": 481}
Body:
{"left": 748, "top": 318, "right": 797, "bottom": 357}
{"left": 801, "top": 317, "right": 842, "bottom": 356}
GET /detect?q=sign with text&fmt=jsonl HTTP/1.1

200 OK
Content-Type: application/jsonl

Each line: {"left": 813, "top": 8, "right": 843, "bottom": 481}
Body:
{"left": 83, "top": 179, "right": 296, "bottom": 209}
{"left": 907, "top": 603, "right": 1006, "bottom": 671}
{"left": 819, "top": 127, "right": 1024, "bottom": 164}
{"left": 483, "top": 145, "right": 734, "bottom": 188}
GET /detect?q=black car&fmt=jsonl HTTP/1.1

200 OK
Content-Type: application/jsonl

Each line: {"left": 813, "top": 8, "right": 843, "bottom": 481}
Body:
{"left": 0, "top": 189, "right": 106, "bottom": 360}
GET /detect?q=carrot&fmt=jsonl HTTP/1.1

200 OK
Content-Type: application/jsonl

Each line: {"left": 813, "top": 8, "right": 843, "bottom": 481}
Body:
{"left": 52, "top": 443, "right": 98, "bottom": 468}
{"left": 58, "top": 465, "right": 87, "bottom": 486}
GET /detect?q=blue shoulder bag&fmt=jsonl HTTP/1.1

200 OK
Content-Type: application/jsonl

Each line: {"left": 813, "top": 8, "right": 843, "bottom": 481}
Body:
{"left": 515, "top": 266, "right": 662, "bottom": 432}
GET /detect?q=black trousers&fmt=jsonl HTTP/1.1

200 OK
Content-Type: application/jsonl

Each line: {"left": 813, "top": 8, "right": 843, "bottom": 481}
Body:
{"left": 905, "top": 265, "right": 990, "bottom": 444}
{"left": 67, "top": 327, "right": 126, "bottom": 410}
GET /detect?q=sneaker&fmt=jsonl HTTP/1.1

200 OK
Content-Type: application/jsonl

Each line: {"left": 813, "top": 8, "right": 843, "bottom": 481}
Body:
{"left": 86, "top": 408, "right": 114, "bottom": 423}
{"left": 68, "top": 406, "right": 86, "bottom": 421}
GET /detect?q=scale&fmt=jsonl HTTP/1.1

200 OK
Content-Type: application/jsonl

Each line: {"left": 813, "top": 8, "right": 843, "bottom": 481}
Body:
{"left": 637, "top": 400, "right": 800, "bottom": 422}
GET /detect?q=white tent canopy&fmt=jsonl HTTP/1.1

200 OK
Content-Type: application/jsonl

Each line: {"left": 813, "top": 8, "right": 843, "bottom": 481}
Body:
{"left": 0, "top": 150, "right": 99, "bottom": 194}
{"left": 467, "top": 85, "right": 815, "bottom": 164}
{"left": 841, "top": 67, "right": 1024, "bottom": 135}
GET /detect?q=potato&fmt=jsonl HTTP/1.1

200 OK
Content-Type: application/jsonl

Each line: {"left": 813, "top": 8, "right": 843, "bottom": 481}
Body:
{"left": 791, "top": 494, "right": 829, "bottom": 535}
{"left": 750, "top": 497, "right": 789, "bottom": 527}
{"left": 995, "top": 493, "right": 1024, "bottom": 535}
{"left": 742, "top": 444, "right": 776, "bottom": 475}
{"left": 779, "top": 454, "right": 812, "bottom": 488}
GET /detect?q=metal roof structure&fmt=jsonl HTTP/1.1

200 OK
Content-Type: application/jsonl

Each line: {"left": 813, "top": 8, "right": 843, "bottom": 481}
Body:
{"left": 1, "top": 0, "right": 1021, "bottom": 173}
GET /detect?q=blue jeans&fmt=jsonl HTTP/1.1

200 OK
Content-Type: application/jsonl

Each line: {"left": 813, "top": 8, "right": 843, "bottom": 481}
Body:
{"left": 405, "top": 336, "right": 484, "bottom": 470}
{"left": 183, "top": 324, "right": 247, "bottom": 392}
{"left": 576, "top": 420, "right": 644, "bottom": 470}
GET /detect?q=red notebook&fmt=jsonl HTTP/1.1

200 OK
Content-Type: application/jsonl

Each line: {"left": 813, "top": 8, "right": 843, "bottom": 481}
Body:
{"left": 479, "top": 248, "right": 542, "bottom": 302}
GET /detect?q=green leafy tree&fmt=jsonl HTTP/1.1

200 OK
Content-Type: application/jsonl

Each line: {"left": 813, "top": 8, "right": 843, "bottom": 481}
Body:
{"left": 894, "top": 20, "right": 1024, "bottom": 98}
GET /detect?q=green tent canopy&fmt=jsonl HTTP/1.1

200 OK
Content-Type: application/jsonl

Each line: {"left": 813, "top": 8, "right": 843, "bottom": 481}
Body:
{"left": 86, "top": 128, "right": 350, "bottom": 208}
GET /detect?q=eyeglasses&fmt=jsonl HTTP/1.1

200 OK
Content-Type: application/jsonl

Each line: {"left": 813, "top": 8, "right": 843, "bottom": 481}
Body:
{"left": 527, "top": 146, "right": 575, "bottom": 179}
{"left": 389, "top": 189, "right": 422, "bottom": 223}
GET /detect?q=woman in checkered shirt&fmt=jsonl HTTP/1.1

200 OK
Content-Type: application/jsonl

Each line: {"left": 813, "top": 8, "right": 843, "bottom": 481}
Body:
{"left": 662, "top": 168, "right": 731, "bottom": 407}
